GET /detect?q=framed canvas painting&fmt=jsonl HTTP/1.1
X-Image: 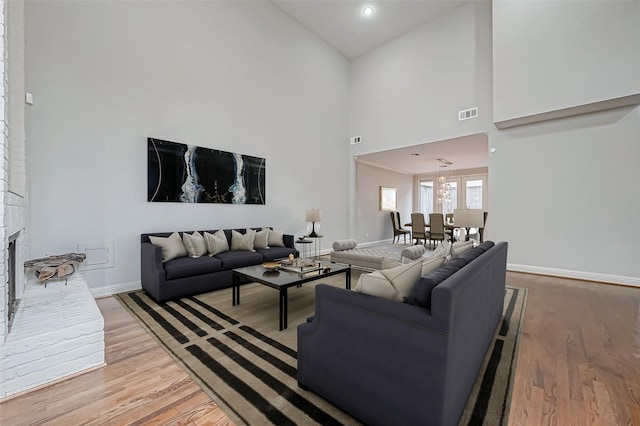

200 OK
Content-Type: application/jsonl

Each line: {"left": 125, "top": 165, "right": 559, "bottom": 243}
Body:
{"left": 380, "top": 187, "right": 397, "bottom": 211}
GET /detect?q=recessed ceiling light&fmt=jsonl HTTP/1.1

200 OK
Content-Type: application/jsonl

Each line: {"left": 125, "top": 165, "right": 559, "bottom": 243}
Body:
{"left": 362, "top": 6, "right": 374, "bottom": 16}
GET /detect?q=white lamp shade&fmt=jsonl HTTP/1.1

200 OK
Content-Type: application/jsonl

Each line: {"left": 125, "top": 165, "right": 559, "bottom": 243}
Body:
{"left": 454, "top": 209, "right": 484, "bottom": 228}
{"left": 306, "top": 209, "right": 322, "bottom": 223}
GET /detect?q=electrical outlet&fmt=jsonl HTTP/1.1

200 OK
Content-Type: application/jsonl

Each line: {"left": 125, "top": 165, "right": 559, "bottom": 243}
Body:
{"left": 350, "top": 136, "right": 362, "bottom": 145}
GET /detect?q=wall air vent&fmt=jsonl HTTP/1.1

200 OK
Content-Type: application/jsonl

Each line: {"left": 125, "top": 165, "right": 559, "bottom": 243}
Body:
{"left": 458, "top": 107, "right": 478, "bottom": 121}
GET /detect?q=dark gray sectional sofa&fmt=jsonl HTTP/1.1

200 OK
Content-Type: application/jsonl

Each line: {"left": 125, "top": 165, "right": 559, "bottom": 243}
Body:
{"left": 141, "top": 228, "right": 298, "bottom": 303}
{"left": 297, "top": 241, "right": 507, "bottom": 426}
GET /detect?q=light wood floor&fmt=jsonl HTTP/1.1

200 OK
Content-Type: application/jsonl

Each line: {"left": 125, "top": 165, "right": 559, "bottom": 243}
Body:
{"left": 1, "top": 272, "right": 639, "bottom": 425}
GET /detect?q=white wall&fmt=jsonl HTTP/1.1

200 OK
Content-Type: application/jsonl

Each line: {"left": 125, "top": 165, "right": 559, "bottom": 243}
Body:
{"left": 489, "top": 106, "right": 640, "bottom": 284}
{"left": 355, "top": 162, "right": 412, "bottom": 243}
{"left": 25, "top": 1, "right": 350, "bottom": 293}
{"left": 493, "top": 0, "right": 640, "bottom": 123}
{"left": 490, "top": 0, "right": 640, "bottom": 285}
{"left": 348, "top": 1, "right": 493, "bottom": 156}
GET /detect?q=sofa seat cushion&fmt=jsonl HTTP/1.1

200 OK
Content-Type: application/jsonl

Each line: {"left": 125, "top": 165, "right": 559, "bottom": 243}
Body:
{"left": 214, "top": 250, "right": 265, "bottom": 269}
{"left": 164, "top": 256, "right": 223, "bottom": 280}
{"left": 407, "top": 257, "right": 469, "bottom": 309}
{"left": 256, "top": 247, "right": 297, "bottom": 262}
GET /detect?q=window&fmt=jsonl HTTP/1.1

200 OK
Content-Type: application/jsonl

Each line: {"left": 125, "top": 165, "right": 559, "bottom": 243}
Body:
{"left": 465, "top": 179, "right": 483, "bottom": 209}
{"left": 419, "top": 180, "right": 434, "bottom": 216}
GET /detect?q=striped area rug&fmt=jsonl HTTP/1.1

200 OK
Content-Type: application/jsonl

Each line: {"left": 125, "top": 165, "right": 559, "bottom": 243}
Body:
{"left": 116, "top": 274, "right": 526, "bottom": 425}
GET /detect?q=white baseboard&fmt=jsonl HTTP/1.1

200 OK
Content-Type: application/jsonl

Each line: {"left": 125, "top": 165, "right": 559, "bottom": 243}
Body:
{"left": 91, "top": 280, "right": 141, "bottom": 298}
{"left": 507, "top": 263, "right": 640, "bottom": 288}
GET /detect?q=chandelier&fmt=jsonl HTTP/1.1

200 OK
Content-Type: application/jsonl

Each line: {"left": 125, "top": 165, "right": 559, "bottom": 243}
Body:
{"left": 436, "top": 158, "right": 452, "bottom": 205}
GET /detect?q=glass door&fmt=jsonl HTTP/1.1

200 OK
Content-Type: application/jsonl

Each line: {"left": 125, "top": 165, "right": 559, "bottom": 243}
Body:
{"left": 419, "top": 180, "right": 434, "bottom": 216}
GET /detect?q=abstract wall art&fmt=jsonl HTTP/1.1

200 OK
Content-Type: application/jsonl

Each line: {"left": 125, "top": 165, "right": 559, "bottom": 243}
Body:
{"left": 147, "top": 138, "right": 266, "bottom": 204}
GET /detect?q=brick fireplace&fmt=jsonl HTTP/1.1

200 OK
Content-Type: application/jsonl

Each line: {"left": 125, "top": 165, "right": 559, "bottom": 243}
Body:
{"left": 0, "top": 0, "right": 105, "bottom": 399}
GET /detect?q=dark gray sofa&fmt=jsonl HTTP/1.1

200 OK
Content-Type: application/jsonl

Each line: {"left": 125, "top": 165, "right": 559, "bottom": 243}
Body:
{"left": 297, "top": 241, "right": 507, "bottom": 426}
{"left": 141, "top": 228, "right": 298, "bottom": 303}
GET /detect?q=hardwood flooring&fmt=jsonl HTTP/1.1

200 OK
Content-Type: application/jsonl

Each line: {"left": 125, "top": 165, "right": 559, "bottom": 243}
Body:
{"left": 0, "top": 272, "right": 638, "bottom": 425}
{"left": 507, "top": 272, "right": 640, "bottom": 425}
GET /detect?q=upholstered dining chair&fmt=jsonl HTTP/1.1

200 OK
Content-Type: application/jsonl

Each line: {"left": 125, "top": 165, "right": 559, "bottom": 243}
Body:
{"left": 410, "top": 213, "right": 429, "bottom": 246}
{"left": 428, "top": 213, "right": 447, "bottom": 248}
{"left": 390, "top": 211, "right": 411, "bottom": 244}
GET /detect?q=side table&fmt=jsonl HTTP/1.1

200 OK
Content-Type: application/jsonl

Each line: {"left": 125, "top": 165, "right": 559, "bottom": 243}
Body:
{"left": 304, "top": 235, "right": 322, "bottom": 259}
{"left": 295, "top": 238, "right": 313, "bottom": 259}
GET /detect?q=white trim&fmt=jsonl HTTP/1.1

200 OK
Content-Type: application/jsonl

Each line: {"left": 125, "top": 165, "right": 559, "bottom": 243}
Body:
{"left": 507, "top": 263, "right": 640, "bottom": 288}
{"left": 90, "top": 280, "right": 141, "bottom": 298}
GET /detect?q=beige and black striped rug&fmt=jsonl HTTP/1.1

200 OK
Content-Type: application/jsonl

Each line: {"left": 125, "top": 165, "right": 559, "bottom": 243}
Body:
{"left": 116, "top": 273, "right": 526, "bottom": 425}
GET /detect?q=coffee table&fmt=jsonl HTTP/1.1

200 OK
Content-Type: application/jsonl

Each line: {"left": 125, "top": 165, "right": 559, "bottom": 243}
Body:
{"left": 232, "top": 261, "right": 351, "bottom": 330}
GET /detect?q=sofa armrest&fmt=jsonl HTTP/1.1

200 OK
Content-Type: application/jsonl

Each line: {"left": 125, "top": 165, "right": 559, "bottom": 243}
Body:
{"left": 297, "top": 285, "right": 451, "bottom": 425}
{"left": 283, "top": 233, "right": 295, "bottom": 249}
{"left": 140, "top": 241, "right": 167, "bottom": 302}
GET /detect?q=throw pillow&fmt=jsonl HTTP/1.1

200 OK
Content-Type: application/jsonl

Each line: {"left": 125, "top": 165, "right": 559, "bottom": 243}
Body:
{"left": 451, "top": 240, "right": 474, "bottom": 258}
{"left": 421, "top": 255, "right": 445, "bottom": 276}
{"left": 381, "top": 257, "right": 404, "bottom": 269}
{"left": 204, "top": 230, "right": 229, "bottom": 256}
{"left": 268, "top": 229, "right": 285, "bottom": 247}
{"left": 332, "top": 239, "right": 358, "bottom": 251}
{"left": 182, "top": 231, "right": 207, "bottom": 258}
{"left": 400, "top": 245, "right": 426, "bottom": 261}
{"left": 356, "top": 261, "right": 422, "bottom": 302}
{"left": 149, "top": 232, "right": 187, "bottom": 262}
{"left": 430, "top": 241, "right": 451, "bottom": 260}
{"left": 254, "top": 228, "right": 270, "bottom": 249}
{"left": 231, "top": 229, "right": 255, "bottom": 251}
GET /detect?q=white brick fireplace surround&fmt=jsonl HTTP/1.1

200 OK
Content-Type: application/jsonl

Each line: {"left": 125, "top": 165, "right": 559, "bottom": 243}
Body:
{"left": 0, "top": 0, "right": 105, "bottom": 399}
{"left": 0, "top": 274, "right": 105, "bottom": 398}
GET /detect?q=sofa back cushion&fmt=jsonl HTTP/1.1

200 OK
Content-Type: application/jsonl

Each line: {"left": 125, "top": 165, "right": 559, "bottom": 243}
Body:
{"left": 406, "top": 258, "right": 468, "bottom": 309}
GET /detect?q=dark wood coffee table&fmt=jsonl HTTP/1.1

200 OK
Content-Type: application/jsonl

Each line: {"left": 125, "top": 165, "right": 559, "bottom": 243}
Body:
{"left": 232, "top": 261, "right": 351, "bottom": 330}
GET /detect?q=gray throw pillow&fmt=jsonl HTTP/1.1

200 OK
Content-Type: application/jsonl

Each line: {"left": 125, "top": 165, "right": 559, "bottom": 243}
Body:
{"left": 231, "top": 229, "right": 255, "bottom": 251}
{"left": 204, "top": 230, "right": 229, "bottom": 256}
{"left": 182, "top": 231, "right": 207, "bottom": 258}
{"left": 254, "top": 229, "right": 270, "bottom": 249}
{"left": 268, "top": 229, "right": 285, "bottom": 247}
{"left": 149, "top": 232, "right": 187, "bottom": 262}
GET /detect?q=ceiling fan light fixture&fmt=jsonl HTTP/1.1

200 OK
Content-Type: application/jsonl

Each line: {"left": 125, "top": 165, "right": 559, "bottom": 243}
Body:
{"left": 362, "top": 6, "right": 374, "bottom": 16}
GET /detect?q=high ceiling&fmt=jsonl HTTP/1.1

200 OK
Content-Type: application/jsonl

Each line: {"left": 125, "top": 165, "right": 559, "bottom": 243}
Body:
{"left": 271, "top": 0, "right": 484, "bottom": 176}
{"left": 271, "top": 0, "right": 468, "bottom": 59}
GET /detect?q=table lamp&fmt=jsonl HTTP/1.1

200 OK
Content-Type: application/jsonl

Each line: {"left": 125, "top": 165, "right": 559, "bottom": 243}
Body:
{"left": 306, "top": 209, "right": 322, "bottom": 237}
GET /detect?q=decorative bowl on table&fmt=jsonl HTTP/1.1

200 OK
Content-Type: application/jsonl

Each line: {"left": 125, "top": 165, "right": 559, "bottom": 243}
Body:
{"left": 262, "top": 261, "right": 280, "bottom": 270}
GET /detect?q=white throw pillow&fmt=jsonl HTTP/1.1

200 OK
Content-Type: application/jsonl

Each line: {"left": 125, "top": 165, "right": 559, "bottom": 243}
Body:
{"left": 421, "top": 255, "right": 446, "bottom": 275}
{"left": 204, "top": 230, "right": 229, "bottom": 256}
{"left": 451, "top": 240, "right": 474, "bottom": 258}
{"left": 254, "top": 228, "right": 270, "bottom": 249}
{"left": 149, "top": 232, "right": 187, "bottom": 262}
{"left": 182, "top": 231, "right": 207, "bottom": 258}
{"left": 430, "top": 241, "right": 452, "bottom": 260}
{"left": 356, "top": 261, "right": 422, "bottom": 302}
{"left": 231, "top": 229, "right": 255, "bottom": 251}
{"left": 268, "top": 229, "right": 285, "bottom": 247}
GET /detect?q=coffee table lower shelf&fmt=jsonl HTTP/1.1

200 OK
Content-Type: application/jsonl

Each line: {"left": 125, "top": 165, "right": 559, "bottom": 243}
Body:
{"left": 232, "top": 262, "right": 351, "bottom": 330}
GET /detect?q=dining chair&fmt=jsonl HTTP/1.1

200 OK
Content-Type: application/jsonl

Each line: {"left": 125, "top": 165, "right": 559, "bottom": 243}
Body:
{"left": 390, "top": 211, "right": 411, "bottom": 244}
{"left": 428, "top": 213, "right": 447, "bottom": 248}
{"left": 445, "top": 213, "right": 454, "bottom": 224}
{"left": 410, "top": 213, "right": 429, "bottom": 246}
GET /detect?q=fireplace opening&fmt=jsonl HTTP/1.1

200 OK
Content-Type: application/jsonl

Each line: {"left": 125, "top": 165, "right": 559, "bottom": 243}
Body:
{"left": 7, "top": 232, "right": 19, "bottom": 332}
